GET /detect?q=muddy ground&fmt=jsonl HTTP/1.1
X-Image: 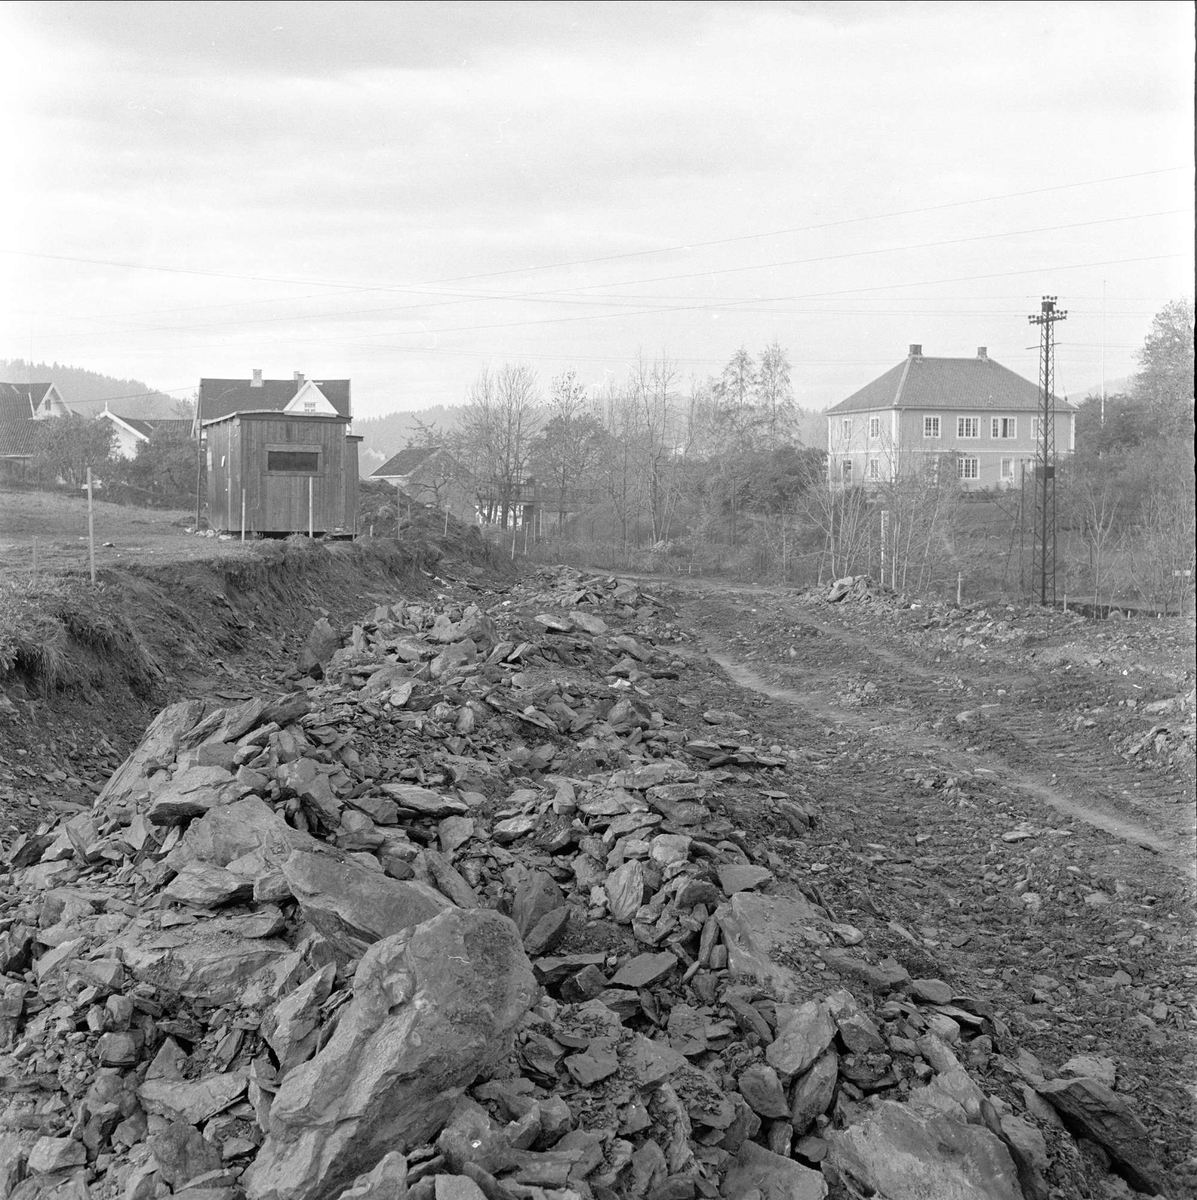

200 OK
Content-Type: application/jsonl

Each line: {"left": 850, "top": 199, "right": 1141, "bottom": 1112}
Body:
{"left": 1, "top": 528, "right": 1194, "bottom": 1193}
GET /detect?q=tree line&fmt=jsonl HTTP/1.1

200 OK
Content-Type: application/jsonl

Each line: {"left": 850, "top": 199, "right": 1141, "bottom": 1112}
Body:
{"left": 426, "top": 302, "right": 1193, "bottom": 606}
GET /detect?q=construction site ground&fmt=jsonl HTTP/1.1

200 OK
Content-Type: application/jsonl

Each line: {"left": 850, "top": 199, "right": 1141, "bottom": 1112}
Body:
{"left": 0, "top": 512, "right": 1194, "bottom": 1197}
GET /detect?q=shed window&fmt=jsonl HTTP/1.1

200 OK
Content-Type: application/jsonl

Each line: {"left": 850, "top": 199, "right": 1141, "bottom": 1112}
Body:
{"left": 268, "top": 449, "right": 320, "bottom": 473}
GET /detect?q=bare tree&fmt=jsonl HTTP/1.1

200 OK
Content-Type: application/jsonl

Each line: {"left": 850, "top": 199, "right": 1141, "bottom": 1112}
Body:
{"left": 458, "top": 363, "right": 543, "bottom": 529}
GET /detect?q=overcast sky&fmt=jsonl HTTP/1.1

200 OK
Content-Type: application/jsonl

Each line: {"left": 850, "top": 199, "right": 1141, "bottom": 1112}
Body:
{"left": 1, "top": 1, "right": 1192, "bottom": 420}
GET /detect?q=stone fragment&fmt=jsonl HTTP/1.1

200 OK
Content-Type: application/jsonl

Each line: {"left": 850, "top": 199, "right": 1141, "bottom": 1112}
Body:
{"left": 421, "top": 849, "right": 481, "bottom": 909}
{"left": 820, "top": 949, "right": 910, "bottom": 993}
{"left": 148, "top": 765, "right": 237, "bottom": 825}
{"left": 149, "top": 1120, "right": 225, "bottom": 1187}
{"left": 737, "top": 1064, "right": 789, "bottom": 1119}
{"left": 1035, "top": 1076, "right": 1166, "bottom": 1194}
{"left": 721, "top": 1138, "right": 827, "bottom": 1199}
{"left": 281, "top": 848, "right": 449, "bottom": 959}
{"left": 766, "top": 1001, "right": 835, "bottom": 1082}
{"left": 380, "top": 784, "right": 470, "bottom": 817}
{"left": 909, "top": 978, "right": 953, "bottom": 1005}
{"left": 1058, "top": 1054, "right": 1117, "bottom": 1088}
{"left": 717, "top": 864, "right": 773, "bottom": 894}
{"left": 96, "top": 699, "right": 205, "bottom": 810}
{"left": 245, "top": 908, "right": 535, "bottom": 1200}
{"left": 336, "top": 1152, "right": 408, "bottom": 1200}
{"left": 298, "top": 617, "right": 340, "bottom": 677}
{"left": 277, "top": 758, "right": 343, "bottom": 831}
{"left": 164, "top": 862, "right": 255, "bottom": 907}
{"left": 523, "top": 906, "right": 571, "bottom": 957}
{"left": 512, "top": 870, "right": 566, "bottom": 937}
{"left": 610, "top": 951, "right": 676, "bottom": 988}
{"left": 139, "top": 1073, "right": 248, "bottom": 1125}
{"left": 27, "top": 1137, "right": 86, "bottom": 1174}
{"left": 714, "top": 892, "right": 822, "bottom": 999}
{"left": 998, "top": 1114, "right": 1050, "bottom": 1200}
{"left": 493, "top": 814, "right": 538, "bottom": 843}
{"left": 165, "top": 796, "right": 316, "bottom": 874}
{"left": 790, "top": 1050, "right": 839, "bottom": 1133}
{"left": 606, "top": 860, "right": 646, "bottom": 922}
{"left": 261, "top": 963, "right": 336, "bottom": 1074}
{"left": 826, "top": 1100, "right": 1022, "bottom": 1200}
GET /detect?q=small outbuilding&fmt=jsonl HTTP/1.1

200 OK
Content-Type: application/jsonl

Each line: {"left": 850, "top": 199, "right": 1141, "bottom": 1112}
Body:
{"left": 204, "top": 411, "right": 361, "bottom": 537}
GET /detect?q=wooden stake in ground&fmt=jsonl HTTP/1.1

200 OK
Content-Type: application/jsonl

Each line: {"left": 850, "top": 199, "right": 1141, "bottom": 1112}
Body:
{"left": 241, "top": 489, "right": 247, "bottom": 542}
{"left": 308, "top": 477, "right": 314, "bottom": 539}
{"left": 32, "top": 536, "right": 37, "bottom": 581}
{"left": 86, "top": 467, "right": 96, "bottom": 586}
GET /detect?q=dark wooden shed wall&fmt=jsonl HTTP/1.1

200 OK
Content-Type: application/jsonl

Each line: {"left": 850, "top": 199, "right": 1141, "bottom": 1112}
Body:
{"left": 206, "top": 414, "right": 359, "bottom": 535}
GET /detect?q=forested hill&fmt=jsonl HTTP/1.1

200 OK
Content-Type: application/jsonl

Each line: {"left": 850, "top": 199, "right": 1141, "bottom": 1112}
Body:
{"left": 0, "top": 359, "right": 186, "bottom": 418}
{"left": 354, "top": 405, "right": 463, "bottom": 477}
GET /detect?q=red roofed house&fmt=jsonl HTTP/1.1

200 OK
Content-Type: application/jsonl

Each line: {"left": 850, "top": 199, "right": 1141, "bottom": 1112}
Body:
{"left": 196, "top": 371, "right": 360, "bottom": 536}
{"left": 825, "top": 345, "right": 1076, "bottom": 492}
{"left": 371, "top": 445, "right": 479, "bottom": 523}
{"left": 0, "top": 382, "right": 71, "bottom": 478}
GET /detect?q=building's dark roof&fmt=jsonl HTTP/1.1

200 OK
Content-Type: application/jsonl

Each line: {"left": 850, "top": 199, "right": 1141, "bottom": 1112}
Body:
{"left": 197, "top": 378, "right": 351, "bottom": 422}
{"left": 372, "top": 445, "right": 445, "bottom": 477}
{"left": 0, "top": 416, "right": 38, "bottom": 458}
{"left": 0, "top": 382, "right": 52, "bottom": 420}
{"left": 826, "top": 352, "right": 1075, "bottom": 415}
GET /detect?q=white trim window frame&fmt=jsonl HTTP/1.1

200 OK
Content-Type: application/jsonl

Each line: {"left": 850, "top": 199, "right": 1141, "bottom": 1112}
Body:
{"left": 866, "top": 457, "right": 880, "bottom": 480}
{"left": 991, "top": 416, "right": 1017, "bottom": 439}
{"left": 923, "top": 415, "right": 941, "bottom": 439}
{"left": 868, "top": 416, "right": 881, "bottom": 439}
{"left": 841, "top": 418, "right": 852, "bottom": 440}
{"left": 957, "top": 456, "right": 979, "bottom": 481}
{"left": 957, "top": 416, "right": 979, "bottom": 439}
{"left": 1000, "top": 457, "right": 1015, "bottom": 481}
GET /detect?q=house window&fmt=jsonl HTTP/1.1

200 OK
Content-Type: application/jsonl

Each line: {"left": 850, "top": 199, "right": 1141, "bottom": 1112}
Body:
{"left": 267, "top": 449, "right": 321, "bottom": 473}
{"left": 924, "top": 415, "right": 940, "bottom": 439}
{"left": 841, "top": 418, "right": 852, "bottom": 440}
{"left": 957, "top": 416, "right": 979, "bottom": 438}
{"left": 992, "top": 417, "right": 1017, "bottom": 439}
{"left": 841, "top": 459, "right": 853, "bottom": 484}
{"left": 302, "top": 400, "right": 318, "bottom": 413}
{"left": 957, "top": 456, "right": 979, "bottom": 481}
{"left": 866, "top": 458, "right": 880, "bottom": 480}
{"left": 1000, "top": 457, "right": 1015, "bottom": 481}
{"left": 868, "top": 416, "right": 881, "bottom": 438}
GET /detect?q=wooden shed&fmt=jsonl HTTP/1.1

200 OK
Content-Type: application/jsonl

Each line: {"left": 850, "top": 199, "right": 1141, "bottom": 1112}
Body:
{"left": 204, "top": 411, "right": 361, "bottom": 536}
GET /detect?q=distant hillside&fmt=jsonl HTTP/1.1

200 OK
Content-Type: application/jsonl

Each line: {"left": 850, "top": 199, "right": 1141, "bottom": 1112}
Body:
{"left": 0, "top": 359, "right": 187, "bottom": 418}
{"left": 355, "top": 405, "right": 463, "bottom": 478}
{"left": 1074, "top": 375, "right": 1134, "bottom": 400}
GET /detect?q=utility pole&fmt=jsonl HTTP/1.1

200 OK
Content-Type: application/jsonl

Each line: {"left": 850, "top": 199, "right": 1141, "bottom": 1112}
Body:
{"left": 1028, "top": 296, "right": 1067, "bottom": 606}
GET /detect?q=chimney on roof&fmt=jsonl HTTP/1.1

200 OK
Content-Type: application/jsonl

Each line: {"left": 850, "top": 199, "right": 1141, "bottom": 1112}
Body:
{"left": 251, "top": 369, "right": 263, "bottom": 387}
{"left": 293, "top": 371, "right": 305, "bottom": 384}
{"left": 909, "top": 344, "right": 922, "bottom": 357}
{"left": 977, "top": 346, "right": 988, "bottom": 360}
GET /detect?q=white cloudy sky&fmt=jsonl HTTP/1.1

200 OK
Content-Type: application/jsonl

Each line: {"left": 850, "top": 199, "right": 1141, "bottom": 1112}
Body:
{"left": 1, "top": 1, "right": 1192, "bottom": 419}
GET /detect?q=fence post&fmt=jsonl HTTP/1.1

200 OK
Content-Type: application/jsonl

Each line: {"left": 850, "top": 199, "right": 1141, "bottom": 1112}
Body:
{"left": 32, "top": 536, "right": 37, "bottom": 582}
{"left": 86, "top": 468, "right": 97, "bottom": 586}
{"left": 308, "top": 478, "right": 314, "bottom": 539}
{"left": 956, "top": 571, "right": 962, "bottom": 605}
{"left": 240, "top": 489, "right": 246, "bottom": 542}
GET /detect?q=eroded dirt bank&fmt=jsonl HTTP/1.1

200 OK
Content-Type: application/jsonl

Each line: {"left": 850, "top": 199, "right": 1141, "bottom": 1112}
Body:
{"left": 0, "top": 559, "right": 1193, "bottom": 1200}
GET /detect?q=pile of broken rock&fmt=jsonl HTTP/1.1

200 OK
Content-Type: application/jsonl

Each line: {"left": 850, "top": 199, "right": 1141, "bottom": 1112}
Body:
{"left": 0, "top": 569, "right": 1173, "bottom": 1200}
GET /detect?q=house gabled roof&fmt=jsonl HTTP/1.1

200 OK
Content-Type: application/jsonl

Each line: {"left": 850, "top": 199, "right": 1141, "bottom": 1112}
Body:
{"left": 372, "top": 445, "right": 446, "bottom": 477}
{"left": 0, "top": 381, "right": 52, "bottom": 420}
{"left": 101, "top": 412, "right": 194, "bottom": 440}
{"left": 827, "top": 349, "right": 1075, "bottom": 415}
{"left": 0, "top": 416, "right": 38, "bottom": 458}
{"left": 197, "top": 377, "right": 351, "bottom": 423}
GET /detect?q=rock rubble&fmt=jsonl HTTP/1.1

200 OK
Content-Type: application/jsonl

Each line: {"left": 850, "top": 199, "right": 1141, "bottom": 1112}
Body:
{"left": 0, "top": 567, "right": 1174, "bottom": 1200}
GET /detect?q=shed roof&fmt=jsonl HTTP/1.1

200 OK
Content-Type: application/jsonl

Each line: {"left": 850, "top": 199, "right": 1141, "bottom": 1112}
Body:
{"left": 826, "top": 351, "right": 1075, "bottom": 415}
{"left": 372, "top": 445, "right": 447, "bottom": 477}
{"left": 197, "top": 378, "right": 351, "bottom": 422}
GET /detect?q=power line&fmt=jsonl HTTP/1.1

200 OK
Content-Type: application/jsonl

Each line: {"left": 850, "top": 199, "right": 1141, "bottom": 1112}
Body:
{"left": 3, "top": 165, "right": 1185, "bottom": 305}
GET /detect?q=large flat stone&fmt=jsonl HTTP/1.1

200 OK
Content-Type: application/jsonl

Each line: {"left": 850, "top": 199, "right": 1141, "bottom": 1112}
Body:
{"left": 714, "top": 892, "right": 824, "bottom": 999}
{"left": 825, "top": 1099, "right": 1022, "bottom": 1200}
{"left": 281, "top": 849, "right": 450, "bottom": 959}
{"left": 147, "top": 766, "right": 238, "bottom": 826}
{"left": 96, "top": 700, "right": 206, "bottom": 812}
{"left": 721, "top": 1138, "right": 827, "bottom": 1199}
{"left": 766, "top": 1001, "right": 836, "bottom": 1082}
{"left": 1036, "top": 1076, "right": 1166, "bottom": 1194}
{"left": 244, "top": 908, "right": 535, "bottom": 1200}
